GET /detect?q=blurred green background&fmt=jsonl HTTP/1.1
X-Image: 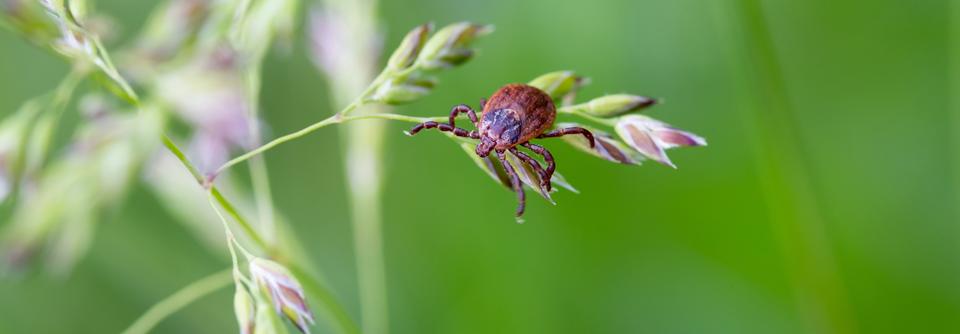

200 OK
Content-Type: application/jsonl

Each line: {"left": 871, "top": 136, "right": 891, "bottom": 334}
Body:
{"left": 1, "top": 0, "right": 958, "bottom": 333}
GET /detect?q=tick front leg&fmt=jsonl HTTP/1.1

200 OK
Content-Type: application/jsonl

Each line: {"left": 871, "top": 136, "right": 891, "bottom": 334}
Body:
{"left": 406, "top": 121, "right": 480, "bottom": 139}
{"left": 521, "top": 142, "right": 555, "bottom": 178}
{"left": 537, "top": 127, "right": 596, "bottom": 148}
{"left": 448, "top": 104, "right": 479, "bottom": 128}
{"left": 497, "top": 149, "right": 526, "bottom": 220}
{"left": 509, "top": 147, "right": 551, "bottom": 192}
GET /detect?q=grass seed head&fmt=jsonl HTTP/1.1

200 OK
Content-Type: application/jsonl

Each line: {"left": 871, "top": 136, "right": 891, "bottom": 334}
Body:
{"left": 418, "top": 22, "right": 493, "bottom": 70}
{"left": 615, "top": 115, "right": 706, "bottom": 168}
{"left": 584, "top": 94, "right": 658, "bottom": 117}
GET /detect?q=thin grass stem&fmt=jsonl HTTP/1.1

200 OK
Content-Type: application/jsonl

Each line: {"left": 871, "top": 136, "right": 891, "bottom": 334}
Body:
{"left": 119, "top": 269, "right": 233, "bottom": 334}
{"left": 211, "top": 188, "right": 270, "bottom": 253}
{"left": 288, "top": 263, "right": 363, "bottom": 334}
{"left": 212, "top": 112, "right": 470, "bottom": 177}
{"left": 242, "top": 68, "right": 279, "bottom": 246}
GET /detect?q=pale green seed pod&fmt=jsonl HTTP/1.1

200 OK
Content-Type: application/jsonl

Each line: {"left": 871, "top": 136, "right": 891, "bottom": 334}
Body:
{"left": 249, "top": 258, "right": 313, "bottom": 333}
{"left": 386, "top": 23, "right": 432, "bottom": 71}
{"left": 375, "top": 85, "right": 431, "bottom": 105}
{"left": 22, "top": 112, "right": 56, "bottom": 178}
{"left": 583, "top": 94, "right": 657, "bottom": 117}
{"left": 234, "top": 288, "right": 256, "bottom": 334}
{"left": 0, "top": 100, "right": 44, "bottom": 204}
{"left": 615, "top": 115, "right": 707, "bottom": 169}
{"left": 1, "top": 0, "right": 61, "bottom": 45}
{"left": 370, "top": 77, "right": 435, "bottom": 105}
{"left": 253, "top": 301, "right": 289, "bottom": 334}
{"left": 68, "top": 0, "right": 89, "bottom": 22}
{"left": 527, "top": 71, "right": 584, "bottom": 99}
{"left": 418, "top": 22, "right": 493, "bottom": 70}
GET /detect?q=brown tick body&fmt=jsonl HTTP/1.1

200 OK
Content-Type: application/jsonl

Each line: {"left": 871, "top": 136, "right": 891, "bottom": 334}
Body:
{"left": 408, "top": 83, "right": 595, "bottom": 219}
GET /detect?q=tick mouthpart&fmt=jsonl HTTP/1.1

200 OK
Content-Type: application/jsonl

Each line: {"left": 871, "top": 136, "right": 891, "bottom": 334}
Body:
{"left": 476, "top": 136, "right": 496, "bottom": 157}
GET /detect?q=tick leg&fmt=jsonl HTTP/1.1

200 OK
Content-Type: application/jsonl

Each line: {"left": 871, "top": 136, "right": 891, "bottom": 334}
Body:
{"left": 448, "top": 104, "right": 479, "bottom": 128}
{"left": 537, "top": 127, "right": 596, "bottom": 148}
{"left": 407, "top": 121, "right": 480, "bottom": 139}
{"left": 497, "top": 149, "right": 526, "bottom": 219}
{"left": 509, "top": 147, "right": 551, "bottom": 192}
{"left": 521, "top": 142, "right": 555, "bottom": 179}
{"left": 479, "top": 97, "right": 487, "bottom": 111}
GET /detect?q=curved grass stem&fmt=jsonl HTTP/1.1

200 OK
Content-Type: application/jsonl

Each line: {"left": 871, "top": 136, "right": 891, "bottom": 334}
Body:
{"left": 211, "top": 188, "right": 270, "bottom": 254}
{"left": 120, "top": 269, "right": 233, "bottom": 334}
{"left": 211, "top": 112, "right": 464, "bottom": 178}
{"left": 213, "top": 113, "right": 346, "bottom": 178}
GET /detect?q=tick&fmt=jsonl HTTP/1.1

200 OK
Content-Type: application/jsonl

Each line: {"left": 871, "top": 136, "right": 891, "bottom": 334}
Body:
{"left": 407, "top": 83, "right": 595, "bottom": 218}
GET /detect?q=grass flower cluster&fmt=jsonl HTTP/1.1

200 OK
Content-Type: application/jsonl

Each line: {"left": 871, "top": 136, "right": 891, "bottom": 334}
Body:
{"left": 0, "top": 0, "right": 705, "bottom": 333}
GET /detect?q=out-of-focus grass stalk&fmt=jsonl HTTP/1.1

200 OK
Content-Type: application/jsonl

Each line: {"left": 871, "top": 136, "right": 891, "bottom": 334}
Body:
{"left": 709, "top": 1, "right": 859, "bottom": 333}
{"left": 243, "top": 66, "right": 278, "bottom": 246}
{"left": 950, "top": 1, "right": 960, "bottom": 233}
{"left": 20, "top": 67, "right": 85, "bottom": 175}
{"left": 313, "top": 0, "right": 390, "bottom": 332}
{"left": 49, "top": 66, "right": 86, "bottom": 113}
{"left": 120, "top": 269, "right": 233, "bottom": 334}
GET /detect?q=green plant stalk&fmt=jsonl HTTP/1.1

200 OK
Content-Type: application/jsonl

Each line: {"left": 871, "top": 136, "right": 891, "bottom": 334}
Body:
{"left": 950, "top": 1, "right": 960, "bottom": 235}
{"left": 120, "top": 269, "right": 233, "bottom": 334}
{"left": 315, "top": 1, "right": 390, "bottom": 331}
{"left": 213, "top": 111, "right": 447, "bottom": 177}
{"left": 211, "top": 188, "right": 269, "bottom": 255}
{"left": 289, "top": 263, "right": 363, "bottom": 334}
{"left": 209, "top": 190, "right": 262, "bottom": 267}
{"left": 349, "top": 175, "right": 388, "bottom": 334}
{"left": 709, "top": 1, "right": 858, "bottom": 333}
{"left": 52, "top": 66, "right": 86, "bottom": 108}
{"left": 160, "top": 134, "right": 204, "bottom": 183}
{"left": 247, "top": 154, "right": 276, "bottom": 241}
{"left": 243, "top": 66, "right": 278, "bottom": 246}
{"left": 214, "top": 112, "right": 347, "bottom": 177}
{"left": 339, "top": 86, "right": 390, "bottom": 334}
{"left": 163, "top": 132, "right": 270, "bottom": 252}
